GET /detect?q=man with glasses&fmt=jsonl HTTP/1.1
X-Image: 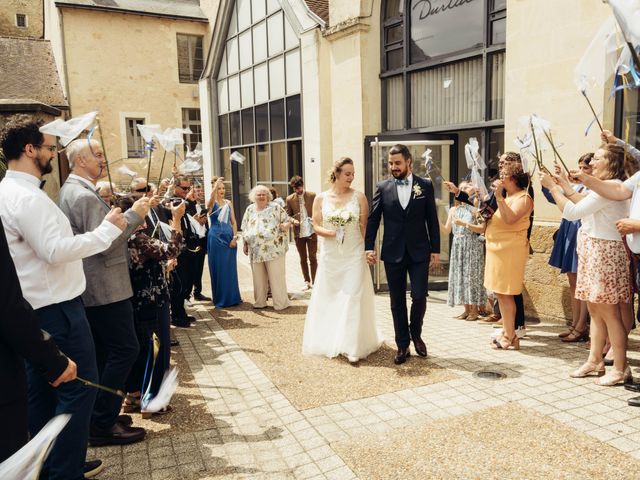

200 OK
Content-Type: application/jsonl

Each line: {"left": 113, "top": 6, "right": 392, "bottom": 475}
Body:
{"left": 59, "top": 138, "right": 150, "bottom": 447}
{"left": 0, "top": 116, "right": 127, "bottom": 480}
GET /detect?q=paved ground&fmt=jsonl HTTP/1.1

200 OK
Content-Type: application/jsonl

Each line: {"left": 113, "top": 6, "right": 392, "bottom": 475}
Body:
{"left": 88, "top": 247, "right": 640, "bottom": 479}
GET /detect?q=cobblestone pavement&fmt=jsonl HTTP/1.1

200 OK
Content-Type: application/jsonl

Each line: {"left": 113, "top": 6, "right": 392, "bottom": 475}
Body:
{"left": 89, "top": 248, "right": 640, "bottom": 479}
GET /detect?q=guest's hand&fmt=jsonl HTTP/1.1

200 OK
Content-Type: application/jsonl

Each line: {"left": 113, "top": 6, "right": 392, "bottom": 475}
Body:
{"left": 243, "top": 243, "right": 249, "bottom": 256}
{"left": 365, "top": 250, "right": 377, "bottom": 265}
{"left": 429, "top": 253, "right": 440, "bottom": 271}
{"left": 601, "top": 129, "right": 617, "bottom": 145}
{"left": 568, "top": 169, "right": 589, "bottom": 184}
{"left": 186, "top": 187, "right": 197, "bottom": 202}
{"left": 131, "top": 197, "right": 151, "bottom": 218}
{"left": 443, "top": 181, "right": 460, "bottom": 195}
{"left": 105, "top": 207, "right": 127, "bottom": 230}
{"left": 539, "top": 172, "right": 557, "bottom": 189}
{"left": 616, "top": 218, "right": 640, "bottom": 235}
{"left": 279, "top": 222, "right": 289, "bottom": 231}
{"left": 51, "top": 359, "right": 77, "bottom": 387}
{"left": 149, "top": 195, "right": 161, "bottom": 208}
{"left": 166, "top": 258, "right": 177, "bottom": 273}
{"left": 171, "top": 200, "right": 186, "bottom": 219}
{"left": 229, "top": 238, "right": 237, "bottom": 249}
{"left": 555, "top": 163, "right": 572, "bottom": 189}
{"left": 494, "top": 179, "right": 505, "bottom": 198}
{"left": 292, "top": 218, "right": 300, "bottom": 226}
{"left": 452, "top": 218, "right": 465, "bottom": 226}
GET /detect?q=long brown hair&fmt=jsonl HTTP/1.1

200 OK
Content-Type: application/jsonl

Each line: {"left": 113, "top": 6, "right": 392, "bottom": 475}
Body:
{"left": 598, "top": 144, "right": 627, "bottom": 181}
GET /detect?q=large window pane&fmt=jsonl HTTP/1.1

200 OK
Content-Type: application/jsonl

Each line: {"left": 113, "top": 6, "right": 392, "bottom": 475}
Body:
{"left": 285, "top": 49, "right": 301, "bottom": 95}
{"left": 239, "top": 30, "right": 253, "bottom": 69}
{"left": 491, "top": 0, "right": 507, "bottom": 11}
{"left": 271, "top": 142, "right": 286, "bottom": 181}
{"left": 229, "top": 6, "right": 237, "bottom": 35}
{"left": 228, "top": 74, "right": 241, "bottom": 111}
{"left": 385, "top": 25, "right": 403, "bottom": 45}
{"left": 241, "top": 108, "right": 255, "bottom": 145}
{"left": 267, "top": 12, "right": 284, "bottom": 56}
{"left": 230, "top": 111, "right": 241, "bottom": 146}
{"left": 490, "top": 51, "right": 505, "bottom": 120}
{"left": 410, "top": 0, "right": 484, "bottom": 62}
{"left": 286, "top": 95, "right": 301, "bottom": 138}
{"left": 217, "top": 79, "right": 228, "bottom": 114}
{"left": 257, "top": 144, "right": 270, "bottom": 181}
{"left": 234, "top": 147, "right": 253, "bottom": 219}
{"left": 237, "top": 0, "right": 251, "bottom": 32}
{"left": 253, "top": 21, "right": 268, "bottom": 63}
{"left": 240, "top": 69, "right": 254, "bottom": 108}
{"left": 219, "top": 114, "right": 229, "bottom": 147}
{"left": 254, "top": 62, "right": 268, "bottom": 104}
{"left": 410, "top": 57, "right": 483, "bottom": 128}
{"left": 491, "top": 18, "right": 506, "bottom": 45}
{"left": 221, "top": 148, "right": 232, "bottom": 180}
{"left": 270, "top": 99, "right": 285, "bottom": 141}
{"left": 386, "top": 48, "right": 403, "bottom": 70}
{"left": 255, "top": 103, "right": 269, "bottom": 142}
{"left": 266, "top": 0, "right": 279, "bottom": 15}
{"left": 219, "top": 50, "right": 227, "bottom": 78}
{"left": 385, "top": 0, "right": 402, "bottom": 19}
{"left": 287, "top": 140, "right": 303, "bottom": 179}
{"left": 386, "top": 76, "right": 404, "bottom": 131}
{"left": 269, "top": 55, "right": 285, "bottom": 99}
{"left": 284, "top": 15, "right": 298, "bottom": 50}
{"left": 227, "top": 37, "right": 239, "bottom": 74}
{"left": 252, "top": 0, "right": 266, "bottom": 22}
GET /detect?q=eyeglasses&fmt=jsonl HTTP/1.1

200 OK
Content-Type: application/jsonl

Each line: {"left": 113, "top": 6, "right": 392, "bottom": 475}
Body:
{"left": 134, "top": 186, "right": 152, "bottom": 193}
{"left": 35, "top": 144, "right": 58, "bottom": 153}
{"left": 175, "top": 185, "right": 189, "bottom": 190}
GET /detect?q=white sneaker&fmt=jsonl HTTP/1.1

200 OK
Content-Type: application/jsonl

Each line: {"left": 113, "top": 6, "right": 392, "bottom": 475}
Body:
{"left": 303, "top": 282, "right": 312, "bottom": 290}
{"left": 347, "top": 356, "right": 359, "bottom": 364}
{"left": 516, "top": 327, "right": 527, "bottom": 339}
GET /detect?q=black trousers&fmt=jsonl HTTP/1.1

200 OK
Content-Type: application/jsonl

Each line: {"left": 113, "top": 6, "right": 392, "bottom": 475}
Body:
{"left": 384, "top": 254, "right": 429, "bottom": 349}
{"left": 192, "top": 241, "right": 207, "bottom": 296}
{"left": 170, "top": 251, "right": 198, "bottom": 320}
{"left": 0, "top": 398, "right": 28, "bottom": 462}
{"left": 85, "top": 299, "right": 139, "bottom": 431}
{"left": 494, "top": 294, "right": 525, "bottom": 328}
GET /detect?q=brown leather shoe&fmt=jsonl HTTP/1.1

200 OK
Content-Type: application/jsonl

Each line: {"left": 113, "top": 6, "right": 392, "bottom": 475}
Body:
{"left": 394, "top": 347, "right": 411, "bottom": 365}
{"left": 413, "top": 337, "right": 428, "bottom": 357}
{"left": 89, "top": 423, "right": 146, "bottom": 446}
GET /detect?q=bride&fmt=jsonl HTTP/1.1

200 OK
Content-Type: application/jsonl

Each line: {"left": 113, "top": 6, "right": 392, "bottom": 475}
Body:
{"left": 302, "top": 157, "right": 383, "bottom": 363}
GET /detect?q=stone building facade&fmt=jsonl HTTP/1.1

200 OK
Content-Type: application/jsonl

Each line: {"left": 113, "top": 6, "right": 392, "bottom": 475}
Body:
{"left": 0, "top": 0, "right": 44, "bottom": 38}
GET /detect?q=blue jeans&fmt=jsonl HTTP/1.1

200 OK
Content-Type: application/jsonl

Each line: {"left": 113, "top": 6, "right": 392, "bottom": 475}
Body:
{"left": 27, "top": 297, "right": 98, "bottom": 480}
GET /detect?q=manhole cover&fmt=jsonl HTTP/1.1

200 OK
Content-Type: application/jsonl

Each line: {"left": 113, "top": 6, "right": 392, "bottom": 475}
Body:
{"left": 473, "top": 370, "right": 506, "bottom": 380}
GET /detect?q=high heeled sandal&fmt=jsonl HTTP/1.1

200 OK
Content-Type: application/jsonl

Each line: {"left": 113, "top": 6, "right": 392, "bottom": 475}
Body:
{"left": 454, "top": 312, "right": 469, "bottom": 320}
{"left": 465, "top": 314, "right": 479, "bottom": 321}
{"left": 561, "top": 329, "right": 588, "bottom": 343}
{"left": 570, "top": 361, "right": 605, "bottom": 378}
{"left": 558, "top": 326, "right": 575, "bottom": 338}
{"left": 492, "top": 333, "right": 520, "bottom": 350}
{"left": 594, "top": 366, "right": 632, "bottom": 386}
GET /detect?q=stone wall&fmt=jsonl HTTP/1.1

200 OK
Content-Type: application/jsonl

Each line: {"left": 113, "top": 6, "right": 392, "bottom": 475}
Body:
{"left": 524, "top": 224, "right": 572, "bottom": 325}
{"left": 0, "top": 0, "right": 43, "bottom": 38}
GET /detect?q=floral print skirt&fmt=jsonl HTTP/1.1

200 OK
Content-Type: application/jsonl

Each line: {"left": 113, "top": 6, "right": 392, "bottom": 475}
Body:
{"left": 575, "top": 230, "right": 631, "bottom": 304}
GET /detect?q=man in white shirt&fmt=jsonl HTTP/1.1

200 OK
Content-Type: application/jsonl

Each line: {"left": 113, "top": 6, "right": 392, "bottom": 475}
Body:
{"left": 59, "top": 138, "right": 150, "bottom": 446}
{"left": 0, "top": 117, "right": 126, "bottom": 480}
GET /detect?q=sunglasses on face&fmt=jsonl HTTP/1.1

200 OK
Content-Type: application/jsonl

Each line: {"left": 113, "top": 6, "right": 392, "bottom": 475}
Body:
{"left": 134, "top": 186, "right": 152, "bottom": 193}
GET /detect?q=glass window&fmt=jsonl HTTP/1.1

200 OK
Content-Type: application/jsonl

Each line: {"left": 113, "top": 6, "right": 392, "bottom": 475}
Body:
{"left": 219, "top": 114, "right": 229, "bottom": 148}
{"left": 126, "top": 118, "right": 145, "bottom": 158}
{"left": 488, "top": 128, "right": 505, "bottom": 178}
{"left": 230, "top": 111, "right": 241, "bottom": 146}
{"left": 182, "top": 108, "right": 202, "bottom": 152}
{"left": 228, "top": 5, "right": 238, "bottom": 35}
{"left": 489, "top": 51, "right": 505, "bottom": 120}
{"left": 266, "top": 0, "right": 279, "bottom": 15}
{"left": 410, "top": 0, "right": 484, "bottom": 62}
{"left": 385, "top": 25, "right": 403, "bottom": 45}
{"left": 254, "top": 62, "right": 269, "bottom": 104}
{"left": 241, "top": 108, "right": 255, "bottom": 144}
{"left": 219, "top": 50, "right": 228, "bottom": 78}
{"left": 221, "top": 148, "right": 232, "bottom": 180}
{"left": 287, "top": 95, "right": 301, "bottom": 138}
{"left": 240, "top": 69, "right": 254, "bottom": 108}
{"left": 491, "top": 0, "right": 507, "bottom": 11}
{"left": 253, "top": 21, "right": 268, "bottom": 63}
{"left": 269, "top": 55, "right": 285, "bottom": 100}
{"left": 239, "top": 30, "right": 253, "bottom": 69}
{"left": 176, "top": 34, "right": 204, "bottom": 83}
{"left": 255, "top": 103, "right": 269, "bottom": 142}
{"left": 284, "top": 15, "right": 298, "bottom": 50}
{"left": 386, "top": 48, "right": 403, "bottom": 70}
{"left": 217, "top": 79, "right": 228, "bottom": 114}
{"left": 271, "top": 142, "right": 286, "bottom": 181}
{"left": 287, "top": 140, "right": 303, "bottom": 179}
{"left": 257, "top": 144, "right": 270, "bottom": 181}
{"left": 270, "top": 99, "right": 285, "bottom": 141}
{"left": 385, "top": 0, "right": 403, "bottom": 19}
{"left": 252, "top": 0, "right": 266, "bottom": 22}
{"left": 491, "top": 17, "right": 506, "bottom": 45}
{"left": 237, "top": 0, "right": 251, "bottom": 32}
{"left": 386, "top": 76, "right": 404, "bottom": 130}
{"left": 285, "top": 49, "right": 301, "bottom": 95}
{"left": 227, "top": 37, "right": 239, "bottom": 74}
{"left": 267, "top": 12, "right": 284, "bottom": 57}
{"left": 228, "top": 74, "right": 241, "bottom": 111}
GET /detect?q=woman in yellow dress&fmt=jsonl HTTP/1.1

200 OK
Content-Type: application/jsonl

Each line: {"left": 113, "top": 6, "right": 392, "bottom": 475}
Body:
{"left": 485, "top": 156, "right": 533, "bottom": 350}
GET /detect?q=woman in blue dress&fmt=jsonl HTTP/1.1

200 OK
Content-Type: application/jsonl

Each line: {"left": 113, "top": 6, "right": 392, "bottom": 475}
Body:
{"left": 206, "top": 177, "right": 242, "bottom": 308}
{"left": 542, "top": 154, "right": 592, "bottom": 342}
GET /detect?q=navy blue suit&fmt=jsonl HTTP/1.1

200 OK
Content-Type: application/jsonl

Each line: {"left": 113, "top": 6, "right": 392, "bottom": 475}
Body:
{"left": 365, "top": 175, "right": 440, "bottom": 349}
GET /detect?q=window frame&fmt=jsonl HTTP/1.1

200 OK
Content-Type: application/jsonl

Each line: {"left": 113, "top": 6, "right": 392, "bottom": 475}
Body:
{"left": 176, "top": 33, "right": 205, "bottom": 84}
{"left": 15, "top": 13, "right": 27, "bottom": 28}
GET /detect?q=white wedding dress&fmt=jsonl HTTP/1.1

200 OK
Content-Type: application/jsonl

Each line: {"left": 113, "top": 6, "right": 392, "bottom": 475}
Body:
{"left": 302, "top": 191, "right": 383, "bottom": 360}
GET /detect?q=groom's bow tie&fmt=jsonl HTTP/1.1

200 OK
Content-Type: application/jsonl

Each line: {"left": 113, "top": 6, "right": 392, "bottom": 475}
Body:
{"left": 394, "top": 178, "right": 409, "bottom": 186}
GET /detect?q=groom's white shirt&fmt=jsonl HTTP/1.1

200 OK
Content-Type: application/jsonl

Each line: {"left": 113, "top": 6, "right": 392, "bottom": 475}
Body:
{"left": 397, "top": 173, "right": 413, "bottom": 210}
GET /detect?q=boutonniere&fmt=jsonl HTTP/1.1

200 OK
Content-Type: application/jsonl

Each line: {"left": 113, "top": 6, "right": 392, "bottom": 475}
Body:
{"left": 413, "top": 185, "right": 423, "bottom": 198}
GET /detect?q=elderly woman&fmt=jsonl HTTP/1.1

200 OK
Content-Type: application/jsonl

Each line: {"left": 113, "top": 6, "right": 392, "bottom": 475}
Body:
{"left": 541, "top": 144, "right": 631, "bottom": 385}
{"left": 485, "top": 155, "right": 534, "bottom": 350}
{"left": 241, "top": 185, "right": 291, "bottom": 310}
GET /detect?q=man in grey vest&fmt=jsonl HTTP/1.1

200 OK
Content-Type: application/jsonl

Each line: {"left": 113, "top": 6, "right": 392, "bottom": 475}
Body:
{"left": 59, "top": 138, "right": 150, "bottom": 445}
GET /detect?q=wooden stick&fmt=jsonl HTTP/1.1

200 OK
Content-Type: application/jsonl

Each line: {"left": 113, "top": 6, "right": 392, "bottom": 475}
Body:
{"left": 542, "top": 129, "right": 570, "bottom": 174}
{"left": 77, "top": 376, "right": 140, "bottom": 405}
{"left": 95, "top": 117, "right": 115, "bottom": 197}
{"left": 580, "top": 90, "right": 604, "bottom": 133}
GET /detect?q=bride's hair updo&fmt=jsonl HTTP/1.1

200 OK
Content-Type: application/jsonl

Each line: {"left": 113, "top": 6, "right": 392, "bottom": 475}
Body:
{"left": 328, "top": 157, "right": 354, "bottom": 183}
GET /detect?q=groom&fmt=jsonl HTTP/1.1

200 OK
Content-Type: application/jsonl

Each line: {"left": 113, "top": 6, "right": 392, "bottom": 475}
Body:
{"left": 365, "top": 144, "right": 440, "bottom": 365}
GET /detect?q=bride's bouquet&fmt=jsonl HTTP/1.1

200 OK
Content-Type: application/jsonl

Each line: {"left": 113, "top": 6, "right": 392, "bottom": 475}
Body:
{"left": 326, "top": 209, "right": 358, "bottom": 244}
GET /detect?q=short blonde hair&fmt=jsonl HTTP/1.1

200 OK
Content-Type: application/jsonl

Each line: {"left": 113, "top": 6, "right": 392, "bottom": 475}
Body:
{"left": 248, "top": 184, "right": 273, "bottom": 202}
